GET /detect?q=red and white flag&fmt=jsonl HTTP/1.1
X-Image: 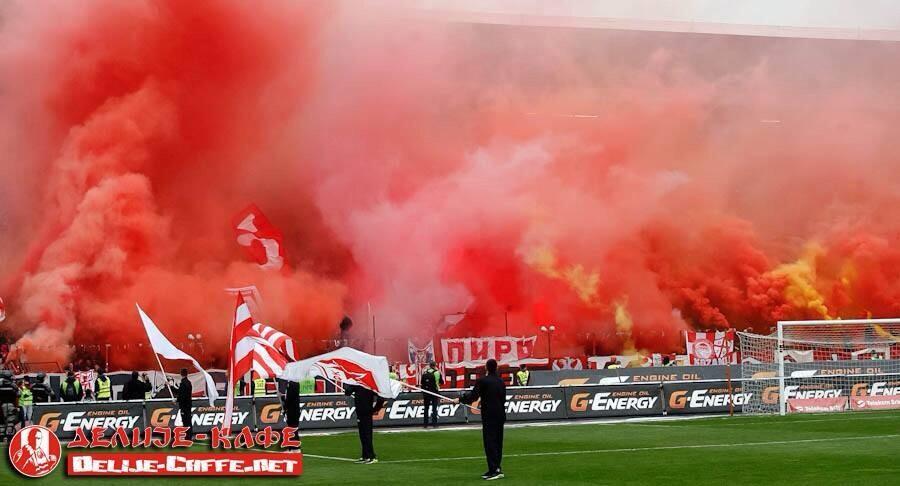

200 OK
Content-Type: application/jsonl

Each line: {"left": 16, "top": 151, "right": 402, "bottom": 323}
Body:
{"left": 0, "top": 297, "right": 6, "bottom": 323}
{"left": 136, "top": 304, "right": 218, "bottom": 405}
{"left": 231, "top": 297, "right": 295, "bottom": 379}
{"left": 685, "top": 329, "right": 736, "bottom": 365}
{"left": 233, "top": 204, "right": 286, "bottom": 271}
{"left": 224, "top": 295, "right": 296, "bottom": 433}
{"left": 280, "top": 347, "right": 403, "bottom": 399}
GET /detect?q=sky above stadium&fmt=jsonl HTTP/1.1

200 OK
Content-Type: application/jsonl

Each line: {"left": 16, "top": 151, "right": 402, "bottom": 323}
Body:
{"left": 0, "top": 1, "right": 899, "bottom": 367}
{"left": 393, "top": 0, "right": 900, "bottom": 40}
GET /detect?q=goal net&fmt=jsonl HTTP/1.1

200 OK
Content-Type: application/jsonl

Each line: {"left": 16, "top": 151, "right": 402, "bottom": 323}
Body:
{"left": 739, "top": 319, "right": 900, "bottom": 415}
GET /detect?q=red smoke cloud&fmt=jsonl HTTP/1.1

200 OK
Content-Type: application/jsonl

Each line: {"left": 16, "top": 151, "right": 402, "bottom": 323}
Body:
{"left": 1, "top": 1, "right": 899, "bottom": 367}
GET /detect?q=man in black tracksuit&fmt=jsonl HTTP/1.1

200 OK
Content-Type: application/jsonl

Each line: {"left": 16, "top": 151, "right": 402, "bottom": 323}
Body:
{"left": 283, "top": 381, "right": 301, "bottom": 428}
{"left": 460, "top": 359, "right": 506, "bottom": 481}
{"left": 344, "top": 384, "right": 384, "bottom": 464}
{"left": 173, "top": 368, "right": 193, "bottom": 439}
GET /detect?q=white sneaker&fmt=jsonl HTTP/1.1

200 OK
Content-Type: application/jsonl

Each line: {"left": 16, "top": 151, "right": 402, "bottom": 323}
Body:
{"left": 365, "top": 458, "right": 379, "bottom": 464}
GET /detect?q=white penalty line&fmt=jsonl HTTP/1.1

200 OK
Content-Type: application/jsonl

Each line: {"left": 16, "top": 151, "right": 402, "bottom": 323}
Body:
{"left": 301, "top": 434, "right": 899, "bottom": 464}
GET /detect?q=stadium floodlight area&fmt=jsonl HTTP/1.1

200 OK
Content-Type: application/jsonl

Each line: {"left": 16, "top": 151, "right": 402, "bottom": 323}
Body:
{"left": 739, "top": 319, "right": 900, "bottom": 415}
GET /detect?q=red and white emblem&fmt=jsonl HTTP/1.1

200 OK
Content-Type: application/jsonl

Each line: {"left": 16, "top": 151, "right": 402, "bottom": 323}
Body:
{"left": 316, "top": 358, "right": 381, "bottom": 393}
{"left": 693, "top": 339, "right": 713, "bottom": 359}
{"left": 9, "top": 425, "right": 61, "bottom": 478}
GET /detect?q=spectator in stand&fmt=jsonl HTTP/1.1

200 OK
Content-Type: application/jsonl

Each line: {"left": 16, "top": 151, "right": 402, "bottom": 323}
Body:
{"left": 122, "top": 371, "right": 146, "bottom": 400}
{"left": 140, "top": 372, "right": 153, "bottom": 399}
{"left": 59, "top": 370, "right": 84, "bottom": 402}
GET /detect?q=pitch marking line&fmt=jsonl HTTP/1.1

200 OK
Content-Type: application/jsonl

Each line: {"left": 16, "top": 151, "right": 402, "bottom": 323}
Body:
{"left": 304, "top": 434, "right": 897, "bottom": 464}
{"left": 303, "top": 453, "right": 358, "bottom": 462}
{"left": 639, "top": 413, "right": 900, "bottom": 428}
{"left": 300, "top": 414, "right": 721, "bottom": 437}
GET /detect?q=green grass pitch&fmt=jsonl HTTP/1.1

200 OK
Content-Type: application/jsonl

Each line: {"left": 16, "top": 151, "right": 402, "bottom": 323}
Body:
{"left": 3, "top": 411, "right": 898, "bottom": 485}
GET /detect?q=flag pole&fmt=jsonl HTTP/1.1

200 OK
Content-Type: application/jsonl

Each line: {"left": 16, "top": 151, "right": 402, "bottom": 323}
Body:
{"left": 152, "top": 352, "right": 177, "bottom": 404}
{"left": 316, "top": 373, "right": 476, "bottom": 411}
{"left": 222, "top": 293, "right": 241, "bottom": 436}
{"left": 371, "top": 309, "right": 377, "bottom": 355}
{"left": 401, "top": 382, "right": 479, "bottom": 412}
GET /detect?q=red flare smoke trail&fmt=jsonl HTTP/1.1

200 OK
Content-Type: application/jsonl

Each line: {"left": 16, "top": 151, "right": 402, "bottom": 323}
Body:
{"left": 1, "top": 1, "right": 899, "bottom": 368}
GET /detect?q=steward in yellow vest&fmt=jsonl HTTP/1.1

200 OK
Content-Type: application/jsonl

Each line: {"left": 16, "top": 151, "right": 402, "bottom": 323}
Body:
{"left": 95, "top": 371, "right": 112, "bottom": 400}
{"left": 18, "top": 378, "right": 34, "bottom": 426}
{"left": 514, "top": 365, "right": 530, "bottom": 386}
{"left": 253, "top": 377, "right": 267, "bottom": 397}
{"left": 18, "top": 381, "right": 33, "bottom": 407}
{"left": 299, "top": 377, "right": 316, "bottom": 395}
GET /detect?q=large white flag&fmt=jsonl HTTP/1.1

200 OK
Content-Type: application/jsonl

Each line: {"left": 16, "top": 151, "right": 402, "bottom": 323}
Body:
{"left": 136, "top": 304, "right": 219, "bottom": 405}
{"left": 280, "top": 347, "right": 403, "bottom": 399}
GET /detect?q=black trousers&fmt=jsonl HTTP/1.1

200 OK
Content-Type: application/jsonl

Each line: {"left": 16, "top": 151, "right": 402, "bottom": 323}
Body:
{"left": 423, "top": 395, "right": 438, "bottom": 426}
{"left": 286, "top": 412, "right": 300, "bottom": 429}
{"left": 482, "top": 419, "right": 504, "bottom": 473}
{"left": 179, "top": 406, "right": 193, "bottom": 439}
{"left": 357, "top": 414, "right": 375, "bottom": 459}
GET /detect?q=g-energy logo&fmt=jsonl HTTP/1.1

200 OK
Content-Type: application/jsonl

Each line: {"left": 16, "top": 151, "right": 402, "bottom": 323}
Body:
{"left": 39, "top": 411, "right": 140, "bottom": 432}
{"left": 149, "top": 407, "right": 249, "bottom": 427}
{"left": 374, "top": 400, "right": 460, "bottom": 420}
{"left": 297, "top": 402, "right": 355, "bottom": 422}
{"left": 668, "top": 389, "right": 752, "bottom": 409}
{"left": 569, "top": 392, "right": 658, "bottom": 412}
{"left": 505, "top": 395, "right": 562, "bottom": 414}
{"left": 762, "top": 385, "right": 842, "bottom": 404}
{"left": 850, "top": 382, "right": 900, "bottom": 397}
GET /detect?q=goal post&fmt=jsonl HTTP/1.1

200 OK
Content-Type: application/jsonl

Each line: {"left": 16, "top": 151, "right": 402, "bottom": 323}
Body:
{"left": 739, "top": 318, "right": 900, "bottom": 415}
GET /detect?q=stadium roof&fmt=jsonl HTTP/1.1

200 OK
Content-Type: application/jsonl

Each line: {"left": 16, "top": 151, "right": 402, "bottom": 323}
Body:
{"left": 368, "top": 0, "right": 900, "bottom": 41}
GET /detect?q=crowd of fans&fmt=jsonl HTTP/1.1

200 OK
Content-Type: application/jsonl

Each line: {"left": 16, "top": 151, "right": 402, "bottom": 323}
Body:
{"left": 0, "top": 336, "right": 23, "bottom": 374}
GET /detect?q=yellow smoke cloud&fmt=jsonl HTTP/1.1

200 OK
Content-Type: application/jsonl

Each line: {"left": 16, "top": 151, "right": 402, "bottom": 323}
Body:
{"left": 522, "top": 245, "right": 600, "bottom": 304}
{"left": 874, "top": 325, "right": 900, "bottom": 343}
{"left": 769, "top": 245, "right": 831, "bottom": 318}
{"left": 614, "top": 299, "right": 653, "bottom": 363}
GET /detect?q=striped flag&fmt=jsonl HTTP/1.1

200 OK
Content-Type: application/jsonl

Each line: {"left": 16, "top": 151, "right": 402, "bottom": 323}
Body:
{"left": 232, "top": 300, "right": 295, "bottom": 380}
{"left": 223, "top": 294, "right": 296, "bottom": 433}
{"left": 252, "top": 323, "right": 297, "bottom": 361}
